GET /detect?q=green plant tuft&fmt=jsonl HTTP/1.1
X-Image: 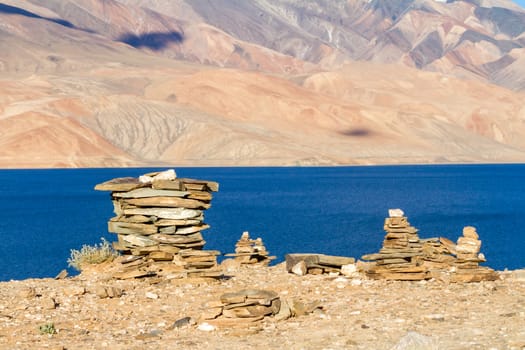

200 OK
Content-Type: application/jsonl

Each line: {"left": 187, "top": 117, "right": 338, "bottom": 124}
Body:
{"left": 67, "top": 237, "right": 119, "bottom": 271}
{"left": 39, "top": 323, "right": 56, "bottom": 335}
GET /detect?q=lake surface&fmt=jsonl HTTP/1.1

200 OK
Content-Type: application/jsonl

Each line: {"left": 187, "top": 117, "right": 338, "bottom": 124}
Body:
{"left": 1, "top": 164, "right": 524, "bottom": 281}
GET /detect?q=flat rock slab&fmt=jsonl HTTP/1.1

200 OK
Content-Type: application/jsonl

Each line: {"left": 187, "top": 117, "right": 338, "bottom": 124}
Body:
{"left": 220, "top": 290, "right": 279, "bottom": 304}
{"left": 150, "top": 232, "right": 203, "bottom": 244}
{"left": 154, "top": 218, "right": 203, "bottom": 226}
{"left": 108, "top": 221, "right": 158, "bottom": 235}
{"left": 120, "top": 234, "right": 157, "bottom": 247}
{"left": 112, "top": 188, "right": 189, "bottom": 198}
{"left": 123, "top": 207, "right": 202, "bottom": 220}
{"left": 113, "top": 269, "right": 156, "bottom": 279}
{"left": 95, "top": 177, "right": 145, "bottom": 192}
{"left": 151, "top": 179, "right": 186, "bottom": 191}
{"left": 178, "top": 178, "right": 219, "bottom": 192}
{"left": 123, "top": 196, "right": 210, "bottom": 209}
{"left": 179, "top": 249, "right": 221, "bottom": 257}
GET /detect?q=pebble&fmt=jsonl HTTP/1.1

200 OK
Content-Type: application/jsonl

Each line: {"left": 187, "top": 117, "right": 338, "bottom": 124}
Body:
{"left": 20, "top": 287, "right": 36, "bottom": 299}
{"left": 146, "top": 292, "right": 159, "bottom": 299}
{"left": 63, "top": 286, "right": 86, "bottom": 297}
{"left": 350, "top": 279, "right": 363, "bottom": 286}
{"left": 424, "top": 314, "right": 445, "bottom": 322}
{"left": 41, "top": 297, "right": 57, "bottom": 310}
{"left": 171, "top": 317, "right": 193, "bottom": 329}
{"left": 197, "top": 322, "right": 216, "bottom": 331}
{"left": 55, "top": 270, "right": 68, "bottom": 280}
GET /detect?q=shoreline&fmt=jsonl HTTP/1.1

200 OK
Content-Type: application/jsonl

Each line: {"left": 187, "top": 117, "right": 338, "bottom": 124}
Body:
{"left": 1, "top": 161, "right": 525, "bottom": 171}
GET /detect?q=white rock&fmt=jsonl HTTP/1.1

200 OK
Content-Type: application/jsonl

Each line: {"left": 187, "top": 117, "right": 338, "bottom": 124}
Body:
{"left": 291, "top": 261, "right": 307, "bottom": 276}
{"left": 146, "top": 292, "right": 159, "bottom": 300}
{"left": 334, "top": 277, "right": 348, "bottom": 289}
{"left": 153, "top": 169, "right": 177, "bottom": 181}
{"left": 334, "top": 277, "right": 348, "bottom": 284}
{"left": 197, "top": 322, "right": 216, "bottom": 331}
{"left": 139, "top": 175, "right": 154, "bottom": 184}
{"left": 389, "top": 208, "right": 404, "bottom": 217}
{"left": 350, "top": 279, "right": 363, "bottom": 286}
{"left": 341, "top": 264, "right": 358, "bottom": 277}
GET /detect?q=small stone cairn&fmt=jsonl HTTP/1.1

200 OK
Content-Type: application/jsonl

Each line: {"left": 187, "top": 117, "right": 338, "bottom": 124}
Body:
{"left": 201, "top": 289, "right": 281, "bottom": 329}
{"left": 361, "top": 209, "right": 498, "bottom": 282}
{"left": 450, "top": 226, "right": 497, "bottom": 282}
{"left": 225, "top": 231, "right": 275, "bottom": 266}
{"left": 95, "top": 169, "right": 221, "bottom": 279}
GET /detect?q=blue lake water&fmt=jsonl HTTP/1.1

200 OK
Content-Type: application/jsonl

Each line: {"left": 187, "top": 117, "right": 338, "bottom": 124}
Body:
{"left": 0, "top": 164, "right": 524, "bottom": 281}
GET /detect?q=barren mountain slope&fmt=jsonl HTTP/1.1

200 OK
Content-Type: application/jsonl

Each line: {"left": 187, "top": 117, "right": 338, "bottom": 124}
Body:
{"left": 17, "top": 0, "right": 312, "bottom": 74}
{"left": 126, "top": 0, "right": 525, "bottom": 90}
{"left": 1, "top": 0, "right": 525, "bottom": 168}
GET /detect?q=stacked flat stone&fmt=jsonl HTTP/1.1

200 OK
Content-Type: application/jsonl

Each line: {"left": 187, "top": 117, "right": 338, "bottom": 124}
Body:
{"left": 202, "top": 290, "right": 281, "bottom": 328}
{"left": 225, "top": 231, "right": 275, "bottom": 266}
{"left": 362, "top": 209, "right": 427, "bottom": 280}
{"left": 420, "top": 237, "right": 456, "bottom": 274}
{"left": 94, "top": 169, "right": 221, "bottom": 279}
{"left": 450, "top": 226, "right": 498, "bottom": 282}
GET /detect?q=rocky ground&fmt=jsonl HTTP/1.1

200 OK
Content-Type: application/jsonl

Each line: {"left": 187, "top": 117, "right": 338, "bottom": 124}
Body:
{"left": 1, "top": 262, "right": 525, "bottom": 350}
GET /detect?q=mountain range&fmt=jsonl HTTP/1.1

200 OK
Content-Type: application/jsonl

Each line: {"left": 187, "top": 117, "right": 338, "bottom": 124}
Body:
{"left": 1, "top": 0, "right": 525, "bottom": 167}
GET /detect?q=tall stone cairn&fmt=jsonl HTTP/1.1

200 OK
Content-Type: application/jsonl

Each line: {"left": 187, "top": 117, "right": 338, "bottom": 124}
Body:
{"left": 361, "top": 209, "right": 427, "bottom": 280}
{"left": 95, "top": 169, "right": 221, "bottom": 279}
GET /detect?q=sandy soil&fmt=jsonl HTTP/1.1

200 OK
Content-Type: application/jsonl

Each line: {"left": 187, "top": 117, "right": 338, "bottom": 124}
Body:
{"left": 1, "top": 263, "right": 524, "bottom": 350}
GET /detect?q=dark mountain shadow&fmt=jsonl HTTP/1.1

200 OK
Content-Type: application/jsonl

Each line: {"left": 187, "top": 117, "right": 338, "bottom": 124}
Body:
{"left": 118, "top": 31, "right": 184, "bottom": 51}
{"left": 0, "top": 3, "right": 96, "bottom": 33}
{"left": 339, "top": 128, "right": 373, "bottom": 137}
{"left": 0, "top": 3, "right": 74, "bottom": 28}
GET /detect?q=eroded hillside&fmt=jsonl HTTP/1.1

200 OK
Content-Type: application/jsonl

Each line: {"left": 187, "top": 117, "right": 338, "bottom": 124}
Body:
{"left": 1, "top": 0, "right": 525, "bottom": 167}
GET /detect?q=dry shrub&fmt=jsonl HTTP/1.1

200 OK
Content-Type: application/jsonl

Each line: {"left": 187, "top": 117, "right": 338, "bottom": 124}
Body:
{"left": 67, "top": 238, "right": 118, "bottom": 271}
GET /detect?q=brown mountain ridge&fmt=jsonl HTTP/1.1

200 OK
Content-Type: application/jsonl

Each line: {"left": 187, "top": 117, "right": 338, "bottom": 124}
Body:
{"left": 1, "top": 0, "right": 525, "bottom": 167}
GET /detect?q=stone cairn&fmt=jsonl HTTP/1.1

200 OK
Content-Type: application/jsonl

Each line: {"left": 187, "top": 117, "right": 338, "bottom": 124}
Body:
{"left": 95, "top": 169, "right": 221, "bottom": 279}
{"left": 361, "top": 209, "right": 498, "bottom": 282}
{"left": 201, "top": 289, "right": 281, "bottom": 329}
{"left": 361, "top": 209, "right": 427, "bottom": 280}
{"left": 450, "top": 226, "right": 497, "bottom": 282}
{"left": 224, "top": 231, "right": 275, "bottom": 266}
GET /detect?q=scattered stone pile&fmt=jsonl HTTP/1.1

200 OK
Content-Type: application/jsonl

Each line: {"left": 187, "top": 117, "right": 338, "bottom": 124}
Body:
{"left": 225, "top": 231, "right": 275, "bottom": 266}
{"left": 285, "top": 253, "right": 356, "bottom": 275}
{"left": 362, "top": 209, "right": 498, "bottom": 282}
{"left": 95, "top": 169, "right": 221, "bottom": 279}
{"left": 202, "top": 289, "right": 281, "bottom": 328}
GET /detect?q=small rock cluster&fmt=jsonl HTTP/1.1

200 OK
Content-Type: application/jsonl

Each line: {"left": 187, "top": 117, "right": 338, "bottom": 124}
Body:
{"left": 95, "top": 169, "right": 222, "bottom": 279}
{"left": 225, "top": 231, "right": 275, "bottom": 266}
{"left": 361, "top": 209, "right": 498, "bottom": 282}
